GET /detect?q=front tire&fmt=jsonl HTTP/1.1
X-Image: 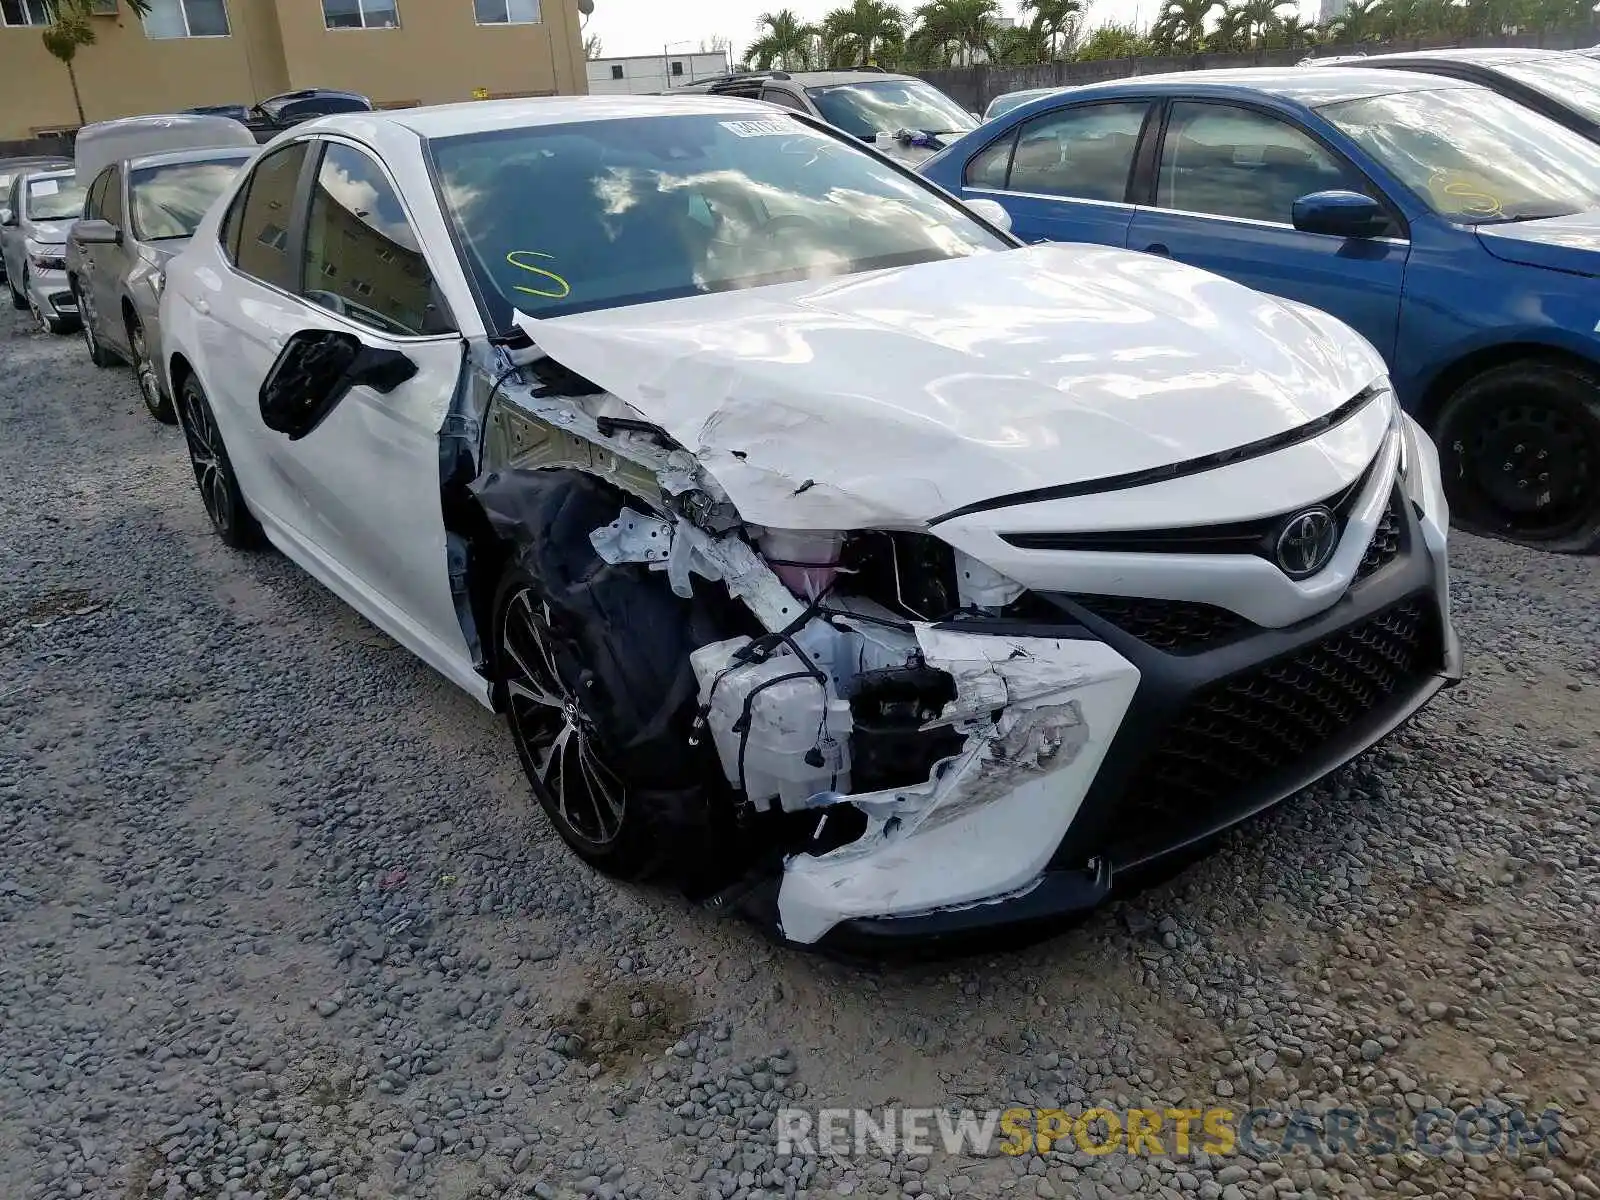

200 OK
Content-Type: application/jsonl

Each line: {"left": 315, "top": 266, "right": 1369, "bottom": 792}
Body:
{"left": 8, "top": 271, "right": 25, "bottom": 310}
{"left": 176, "top": 373, "right": 261, "bottom": 549}
{"left": 1434, "top": 360, "right": 1600, "bottom": 554}
{"left": 489, "top": 473, "right": 717, "bottom": 882}
{"left": 129, "top": 316, "right": 174, "bottom": 423}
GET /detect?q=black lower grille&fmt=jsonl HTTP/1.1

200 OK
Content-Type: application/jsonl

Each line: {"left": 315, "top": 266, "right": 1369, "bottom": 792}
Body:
{"left": 1070, "top": 594, "right": 1248, "bottom": 654}
{"left": 1109, "top": 597, "right": 1437, "bottom": 850}
{"left": 1357, "top": 494, "right": 1403, "bottom": 580}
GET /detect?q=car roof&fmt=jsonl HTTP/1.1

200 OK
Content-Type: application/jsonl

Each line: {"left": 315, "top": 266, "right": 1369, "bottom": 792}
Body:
{"left": 1, "top": 155, "right": 71, "bottom": 171}
{"left": 1025, "top": 65, "right": 1476, "bottom": 107}
{"left": 317, "top": 93, "right": 782, "bottom": 140}
{"left": 126, "top": 145, "right": 258, "bottom": 172}
{"left": 780, "top": 70, "right": 917, "bottom": 87}
{"left": 1356, "top": 46, "right": 1569, "bottom": 66}
{"left": 19, "top": 166, "right": 76, "bottom": 183}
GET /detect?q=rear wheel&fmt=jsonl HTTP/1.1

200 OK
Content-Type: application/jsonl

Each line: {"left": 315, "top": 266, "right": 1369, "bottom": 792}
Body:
{"left": 8, "top": 271, "right": 25, "bottom": 310}
{"left": 176, "top": 373, "right": 261, "bottom": 549}
{"left": 1434, "top": 360, "right": 1600, "bottom": 554}
{"left": 129, "top": 316, "right": 174, "bottom": 423}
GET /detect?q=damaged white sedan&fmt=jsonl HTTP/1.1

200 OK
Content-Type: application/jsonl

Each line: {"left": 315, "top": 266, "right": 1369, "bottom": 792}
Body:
{"left": 159, "top": 94, "right": 1461, "bottom": 949}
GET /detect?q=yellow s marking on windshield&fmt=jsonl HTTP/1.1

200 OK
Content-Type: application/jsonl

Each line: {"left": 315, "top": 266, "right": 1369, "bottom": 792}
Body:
{"left": 506, "top": 250, "right": 571, "bottom": 300}
{"left": 1427, "top": 170, "right": 1504, "bottom": 220}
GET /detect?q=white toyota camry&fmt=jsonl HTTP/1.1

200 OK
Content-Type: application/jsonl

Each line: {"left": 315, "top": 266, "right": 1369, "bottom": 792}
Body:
{"left": 159, "top": 94, "right": 1461, "bottom": 950}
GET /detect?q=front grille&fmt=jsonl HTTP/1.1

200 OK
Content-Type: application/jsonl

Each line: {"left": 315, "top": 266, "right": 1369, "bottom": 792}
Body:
{"left": 1356, "top": 494, "right": 1403, "bottom": 580}
{"left": 1069, "top": 594, "right": 1249, "bottom": 654}
{"left": 1109, "top": 597, "right": 1437, "bottom": 852}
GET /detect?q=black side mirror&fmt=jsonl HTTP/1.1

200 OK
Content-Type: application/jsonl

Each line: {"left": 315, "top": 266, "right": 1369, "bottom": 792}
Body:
{"left": 0, "top": 211, "right": 16, "bottom": 228}
{"left": 258, "top": 329, "right": 416, "bottom": 441}
{"left": 1291, "top": 190, "right": 1390, "bottom": 240}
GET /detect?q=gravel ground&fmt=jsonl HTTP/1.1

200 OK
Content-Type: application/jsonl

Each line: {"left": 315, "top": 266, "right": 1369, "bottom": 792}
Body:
{"left": 1, "top": 303, "right": 1597, "bottom": 1200}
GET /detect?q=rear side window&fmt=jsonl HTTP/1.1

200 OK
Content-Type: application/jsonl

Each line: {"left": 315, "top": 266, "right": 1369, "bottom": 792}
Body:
{"left": 300, "top": 142, "right": 452, "bottom": 336}
{"left": 1007, "top": 102, "right": 1148, "bottom": 202}
{"left": 234, "top": 142, "right": 310, "bottom": 291}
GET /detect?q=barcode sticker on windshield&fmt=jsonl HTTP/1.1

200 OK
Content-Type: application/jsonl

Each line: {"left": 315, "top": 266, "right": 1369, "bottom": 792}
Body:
{"left": 32, "top": 179, "right": 60, "bottom": 196}
{"left": 721, "top": 119, "right": 796, "bottom": 138}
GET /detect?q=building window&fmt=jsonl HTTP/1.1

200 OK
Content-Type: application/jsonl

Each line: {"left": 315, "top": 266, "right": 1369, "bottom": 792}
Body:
{"left": 474, "top": 0, "right": 539, "bottom": 24}
{"left": 322, "top": 0, "right": 399, "bottom": 29}
{"left": 609, "top": 64, "right": 623, "bottom": 80}
{"left": 142, "top": 0, "right": 230, "bottom": 38}
{"left": 0, "top": 0, "right": 50, "bottom": 26}
{"left": 671, "top": 61, "right": 683, "bottom": 76}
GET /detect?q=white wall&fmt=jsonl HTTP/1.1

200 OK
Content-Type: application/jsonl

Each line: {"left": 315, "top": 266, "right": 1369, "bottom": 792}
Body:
{"left": 587, "top": 51, "right": 730, "bottom": 95}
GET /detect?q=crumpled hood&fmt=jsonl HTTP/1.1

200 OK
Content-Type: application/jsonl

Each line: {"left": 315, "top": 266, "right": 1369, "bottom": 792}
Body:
{"left": 1476, "top": 210, "right": 1600, "bottom": 277}
{"left": 521, "top": 243, "right": 1386, "bottom": 529}
{"left": 28, "top": 222, "right": 70, "bottom": 246}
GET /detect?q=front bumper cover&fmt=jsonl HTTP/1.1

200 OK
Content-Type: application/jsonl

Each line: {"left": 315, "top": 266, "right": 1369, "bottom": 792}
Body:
{"left": 739, "top": 478, "right": 1456, "bottom": 952}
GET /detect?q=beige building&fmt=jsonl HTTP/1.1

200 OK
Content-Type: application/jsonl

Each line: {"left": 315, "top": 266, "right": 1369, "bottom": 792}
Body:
{"left": 0, "top": 0, "right": 587, "bottom": 140}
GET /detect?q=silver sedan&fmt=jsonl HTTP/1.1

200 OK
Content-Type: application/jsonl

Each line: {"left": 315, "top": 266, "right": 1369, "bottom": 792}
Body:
{"left": 67, "top": 146, "right": 253, "bottom": 422}
{"left": 2, "top": 167, "right": 87, "bottom": 334}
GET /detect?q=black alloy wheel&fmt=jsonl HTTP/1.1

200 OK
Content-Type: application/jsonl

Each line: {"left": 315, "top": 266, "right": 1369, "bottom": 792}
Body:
{"left": 1435, "top": 360, "right": 1600, "bottom": 553}
{"left": 176, "top": 374, "right": 261, "bottom": 549}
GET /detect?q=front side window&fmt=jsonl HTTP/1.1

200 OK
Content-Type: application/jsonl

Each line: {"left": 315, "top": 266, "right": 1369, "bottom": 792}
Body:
{"left": 0, "top": 0, "right": 50, "bottom": 27}
{"left": 429, "top": 113, "right": 1007, "bottom": 329}
{"left": 300, "top": 142, "right": 447, "bottom": 336}
{"left": 1319, "top": 86, "right": 1600, "bottom": 224}
{"left": 25, "top": 175, "right": 87, "bottom": 222}
{"left": 101, "top": 166, "right": 124, "bottom": 228}
{"left": 1007, "top": 102, "right": 1147, "bottom": 202}
{"left": 806, "top": 79, "right": 976, "bottom": 140}
{"left": 1157, "top": 102, "right": 1367, "bottom": 225}
{"left": 234, "top": 142, "right": 309, "bottom": 290}
{"left": 132, "top": 156, "right": 251, "bottom": 241}
{"left": 964, "top": 131, "right": 1016, "bottom": 189}
{"left": 322, "top": 0, "right": 398, "bottom": 29}
{"left": 84, "top": 168, "right": 113, "bottom": 222}
{"left": 142, "top": 0, "right": 230, "bottom": 38}
{"left": 474, "top": 0, "right": 540, "bottom": 24}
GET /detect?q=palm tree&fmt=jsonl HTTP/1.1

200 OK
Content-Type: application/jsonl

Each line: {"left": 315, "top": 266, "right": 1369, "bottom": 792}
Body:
{"left": 819, "top": 0, "right": 905, "bottom": 67}
{"left": 1236, "top": 0, "right": 1292, "bottom": 43}
{"left": 1075, "top": 20, "right": 1155, "bottom": 58}
{"left": 910, "top": 0, "right": 1000, "bottom": 66}
{"left": 747, "top": 9, "right": 817, "bottom": 70}
{"left": 1327, "top": 0, "right": 1384, "bottom": 42}
{"left": 1265, "top": 12, "right": 1316, "bottom": 46}
{"left": 40, "top": 0, "right": 151, "bottom": 127}
{"left": 1020, "top": 0, "right": 1086, "bottom": 57}
{"left": 988, "top": 21, "right": 1051, "bottom": 62}
{"left": 1151, "top": 0, "right": 1220, "bottom": 51}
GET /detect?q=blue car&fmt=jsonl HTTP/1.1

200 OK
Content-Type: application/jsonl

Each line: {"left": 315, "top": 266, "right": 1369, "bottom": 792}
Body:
{"left": 920, "top": 67, "right": 1600, "bottom": 552}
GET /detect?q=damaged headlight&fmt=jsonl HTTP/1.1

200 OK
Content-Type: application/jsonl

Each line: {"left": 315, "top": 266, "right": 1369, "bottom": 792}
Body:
{"left": 148, "top": 270, "right": 164, "bottom": 299}
{"left": 28, "top": 248, "right": 66, "bottom": 272}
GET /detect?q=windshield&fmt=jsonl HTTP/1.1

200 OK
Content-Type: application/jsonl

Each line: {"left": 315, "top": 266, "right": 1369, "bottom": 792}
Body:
{"left": 132, "top": 156, "right": 251, "bottom": 240}
{"left": 429, "top": 113, "right": 1005, "bottom": 326}
{"left": 1319, "top": 86, "right": 1600, "bottom": 223}
{"left": 806, "top": 79, "right": 976, "bottom": 140}
{"left": 25, "top": 176, "right": 87, "bottom": 222}
{"left": 1493, "top": 55, "right": 1600, "bottom": 126}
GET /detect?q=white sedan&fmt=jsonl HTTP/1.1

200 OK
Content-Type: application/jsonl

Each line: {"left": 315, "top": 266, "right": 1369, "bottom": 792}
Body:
{"left": 159, "top": 94, "right": 1461, "bottom": 950}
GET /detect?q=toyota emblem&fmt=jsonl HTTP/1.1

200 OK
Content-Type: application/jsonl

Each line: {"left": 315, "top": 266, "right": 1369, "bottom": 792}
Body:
{"left": 1274, "top": 507, "right": 1339, "bottom": 578}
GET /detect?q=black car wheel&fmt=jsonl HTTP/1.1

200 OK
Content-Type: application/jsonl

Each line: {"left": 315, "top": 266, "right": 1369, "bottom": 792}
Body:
{"left": 78, "top": 284, "right": 116, "bottom": 367}
{"left": 176, "top": 374, "right": 261, "bottom": 549}
{"left": 489, "top": 473, "right": 718, "bottom": 882}
{"left": 129, "top": 317, "right": 174, "bottom": 423}
{"left": 8, "top": 270, "right": 25, "bottom": 311}
{"left": 1435, "top": 360, "right": 1600, "bottom": 554}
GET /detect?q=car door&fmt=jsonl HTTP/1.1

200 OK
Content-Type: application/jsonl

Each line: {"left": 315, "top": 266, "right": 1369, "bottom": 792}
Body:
{"left": 243, "top": 138, "right": 471, "bottom": 677}
{"left": 92, "top": 165, "right": 130, "bottom": 353}
{"left": 1125, "top": 100, "right": 1408, "bottom": 361}
{"left": 957, "top": 101, "right": 1153, "bottom": 248}
{"left": 73, "top": 167, "right": 110, "bottom": 305}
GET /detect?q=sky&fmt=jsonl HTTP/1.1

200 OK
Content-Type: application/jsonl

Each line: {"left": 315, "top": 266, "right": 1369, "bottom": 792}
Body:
{"left": 584, "top": 0, "right": 1320, "bottom": 61}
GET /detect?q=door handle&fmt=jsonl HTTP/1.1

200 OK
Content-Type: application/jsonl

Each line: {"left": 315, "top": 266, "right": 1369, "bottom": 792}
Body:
{"left": 1142, "top": 243, "right": 1171, "bottom": 257}
{"left": 193, "top": 298, "right": 210, "bottom": 315}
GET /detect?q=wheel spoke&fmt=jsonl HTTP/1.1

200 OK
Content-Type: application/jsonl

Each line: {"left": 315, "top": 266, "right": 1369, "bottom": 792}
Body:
{"left": 575, "top": 733, "right": 625, "bottom": 837}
